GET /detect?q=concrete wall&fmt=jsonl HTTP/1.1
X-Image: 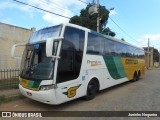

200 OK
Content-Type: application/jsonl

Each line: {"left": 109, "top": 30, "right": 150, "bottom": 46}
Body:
{"left": 0, "top": 22, "right": 35, "bottom": 70}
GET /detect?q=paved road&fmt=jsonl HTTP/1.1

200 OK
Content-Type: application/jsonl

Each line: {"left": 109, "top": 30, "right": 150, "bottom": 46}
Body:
{"left": 0, "top": 68, "right": 160, "bottom": 119}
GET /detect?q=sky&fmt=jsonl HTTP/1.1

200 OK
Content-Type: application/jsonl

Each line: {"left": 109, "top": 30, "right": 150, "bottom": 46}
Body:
{"left": 0, "top": 0, "right": 160, "bottom": 50}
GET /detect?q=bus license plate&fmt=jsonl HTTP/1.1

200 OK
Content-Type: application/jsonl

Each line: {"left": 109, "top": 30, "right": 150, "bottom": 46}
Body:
{"left": 26, "top": 92, "right": 32, "bottom": 96}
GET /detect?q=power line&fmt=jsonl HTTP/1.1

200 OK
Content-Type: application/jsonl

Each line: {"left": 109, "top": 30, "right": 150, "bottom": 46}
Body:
{"left": 109, "top": 17, "right": 141, "bottom": 44}
{"left": 48, "top": 0, "right": 78, "bottom": 14}
{"left": 38, "top": 0, "right": 77, "bottom": 15}
{"left": 108, "top": 0, "right": 141, "bottom": 44}
{"left": 77, "top": 0, "right": 88, "bottom": 5}
{"left": 13, "top": 0, "right": 70, "bottom": 19}
{"left": 37, "top": 0, "right": 65, "bottom": 13}
{"left": 13, "top": 0, "right": 140, "bottom": 44}
{"left": 152, "top": 41, "right": 160, "bottom": 46}
{"left": 109, "top": 17, "right": 134, "bottom": 40}
{"left": 79, "top": 0, "right": 140, "bottom": 44}
{"left": 112, "top": 0, "right": 133, "bottom": 25}
{"left": 107, "top": 22, "right": 125, "bottom": 39}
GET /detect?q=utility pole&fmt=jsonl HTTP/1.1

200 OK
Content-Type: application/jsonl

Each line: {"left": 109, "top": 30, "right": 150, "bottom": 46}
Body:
{"left": 148, "top": 38, "right": 150, "bottom": 69}
{"left": 159, "top": 48, "right": 160, "bottom": 67}
{"left": 97, "top": 0, "right": 100, "bottom": 32}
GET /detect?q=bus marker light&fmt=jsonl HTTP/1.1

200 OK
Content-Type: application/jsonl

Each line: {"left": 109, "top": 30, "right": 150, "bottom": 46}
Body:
{"left": 82, "top": 76, "right": 85, "bottom": 81}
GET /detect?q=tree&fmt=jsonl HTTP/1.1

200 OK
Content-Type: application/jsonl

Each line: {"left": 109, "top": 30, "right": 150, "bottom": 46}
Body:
{"left": 153, "top": 49, "right": 159, "bottom": 62}
{"left": 69, "top": 4, "right": 116, "bottom": 37}
{"left": 121, "top": 38, "right": 125, "bottom": 41}
{"left": 101, "top": 27, "right": 116, "bottom": 37}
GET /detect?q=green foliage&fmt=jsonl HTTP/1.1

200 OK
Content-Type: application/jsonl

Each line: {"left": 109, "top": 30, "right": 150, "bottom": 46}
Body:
{"left": 101, "top": 27, "right": 116, "bottom": 37}
{"left": 153, "top": 49, "right": 159, "bottom": 62}
{"left": 0, "top": 95, "right": 6, "bottom": 103}
{"left": 69, "top": 4, "right": 116, "bottom": 37}
{"left": 0, "top": 94, "right": 25, "bottom": 104}
{"left": 121, "top": 38, "right": 125, "bottom": 41}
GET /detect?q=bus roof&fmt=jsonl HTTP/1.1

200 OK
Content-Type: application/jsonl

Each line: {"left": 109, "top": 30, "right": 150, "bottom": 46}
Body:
{"left": 36, "top": 23, "right": 143, "bottom": 50}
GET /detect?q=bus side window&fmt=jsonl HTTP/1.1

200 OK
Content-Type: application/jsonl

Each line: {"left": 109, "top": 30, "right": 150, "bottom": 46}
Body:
{"left": 104, "top": 39, "right": 111, "bottom": 56}
{"left": 116, "top": 43, "right": 123, "bottom": 56}
{"left": 135, "top": 48, "right": 139, "bottom": 58}
{"left": 132, "top": 48, "right": 136, "bottom": 57}
{"left": 122, "top": 45, "right": 127, "bottom": 57}
{"left": 106, "top": 40, "right": 116, "bottom": 56}
{"left": 87, "top": 33, "right": 104, "bottom": 55}
{"left": 99, "top": 37, "right": 105, "bottom": 55}
{"left": 87, "top": 46, "right": 95, "bottom": 54}
{"left": 126, "top": 45, "right": 130, "bottom": 57}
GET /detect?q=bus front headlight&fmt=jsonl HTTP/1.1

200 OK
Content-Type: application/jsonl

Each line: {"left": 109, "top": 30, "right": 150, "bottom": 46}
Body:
{"left": 40, "top": 85, "right": 54, "bottom": 91}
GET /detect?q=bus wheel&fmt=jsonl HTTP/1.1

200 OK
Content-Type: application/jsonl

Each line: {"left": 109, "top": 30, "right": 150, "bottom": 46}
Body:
{"left": 137, "top": 70, "right": 141, "bottom": 80}
{"left": 84, "top": 79, "right": 99, "bottom": 100}
{"left": 133, "top": 72, "right": 138, "bottom": 82}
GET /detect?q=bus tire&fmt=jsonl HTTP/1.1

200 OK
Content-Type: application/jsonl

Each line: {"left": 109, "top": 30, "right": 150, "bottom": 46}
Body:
{"left": 84, "top": 79, "right": 99, "bottom": 100}
{"left": 137, "top": 70, "right": 141, "bottom": 80}
{"left": 133, "top": 72, "right": 138, "bottom": 82}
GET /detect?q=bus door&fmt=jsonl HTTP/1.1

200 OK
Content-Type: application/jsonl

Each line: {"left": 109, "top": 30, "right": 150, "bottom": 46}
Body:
{"left": 55, "top": 40, "right": 84, "bottom": 103}
{"left": 55, "top": 26, "right": 85, "bottom": 103}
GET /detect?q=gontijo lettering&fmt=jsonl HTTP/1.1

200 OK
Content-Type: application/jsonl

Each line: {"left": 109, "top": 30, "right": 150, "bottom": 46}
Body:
{"left": 125, "top": 59, "right": 138, "bottom": 64}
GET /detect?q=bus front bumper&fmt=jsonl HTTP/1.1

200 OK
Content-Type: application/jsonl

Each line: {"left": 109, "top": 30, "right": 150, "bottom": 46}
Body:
{"left": 19, "top": 84, "right": 58, "bottom": 105}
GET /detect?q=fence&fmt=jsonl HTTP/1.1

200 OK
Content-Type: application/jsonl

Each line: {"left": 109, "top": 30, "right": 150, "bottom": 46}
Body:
{"left": 0, "top": 69, "right": 20, "bottom": 90}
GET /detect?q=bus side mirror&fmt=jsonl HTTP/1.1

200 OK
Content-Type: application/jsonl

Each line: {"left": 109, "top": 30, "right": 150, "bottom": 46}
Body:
{"left": 11, "top": 43, "right": 26, "bottom": 59}
{"left": 46, "top": 38, "right": 54, "bottom": 57}
{"left": 46, "top": 38, "right": 62, "bottom": 58}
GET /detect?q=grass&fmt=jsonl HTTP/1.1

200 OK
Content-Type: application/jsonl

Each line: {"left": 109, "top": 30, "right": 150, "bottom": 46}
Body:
{"left": 0, "top": 94, "right": 25, "bottom": 104}
{"left": 0, "top": 78, "right": 25, "bottom": 104}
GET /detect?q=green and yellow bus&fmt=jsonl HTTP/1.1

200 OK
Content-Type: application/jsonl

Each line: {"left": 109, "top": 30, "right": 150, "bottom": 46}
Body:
{"left": 11, "top": 23, "right": 145, "bottom": 104}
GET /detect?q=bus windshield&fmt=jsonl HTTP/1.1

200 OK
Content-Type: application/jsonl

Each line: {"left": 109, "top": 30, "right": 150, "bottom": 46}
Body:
{"left": 29, "top": 25, "right": 62, "bottom": 44}
{"left": 20, "top": 25, "right": 62, "bottom": 80}
{"left": 20, "top": 43, "right": 54, "bottom": 80}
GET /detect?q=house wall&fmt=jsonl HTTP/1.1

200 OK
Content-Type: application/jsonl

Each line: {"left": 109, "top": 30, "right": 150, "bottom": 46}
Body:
{"left": 0, "top": 22, "right": 35, "bottom": 70}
